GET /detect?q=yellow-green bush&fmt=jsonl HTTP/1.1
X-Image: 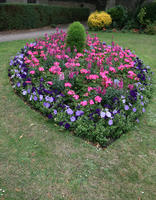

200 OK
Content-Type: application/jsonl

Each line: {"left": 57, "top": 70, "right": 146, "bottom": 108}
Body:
{"left": 88, "top": 11, "right": 112, "bottom": 30}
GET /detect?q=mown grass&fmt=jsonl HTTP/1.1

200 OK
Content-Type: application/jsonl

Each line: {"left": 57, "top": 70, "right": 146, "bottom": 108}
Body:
{"left": 0, "top": 32, "right": 156, "bottom": 200}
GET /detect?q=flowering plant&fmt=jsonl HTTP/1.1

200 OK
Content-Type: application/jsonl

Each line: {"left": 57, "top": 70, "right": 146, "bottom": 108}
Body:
{"left": 88, "top": 11, "right": 112, "bottom": 30}
{"left": 8, "top": 29, "right": 153, "bottom": 147}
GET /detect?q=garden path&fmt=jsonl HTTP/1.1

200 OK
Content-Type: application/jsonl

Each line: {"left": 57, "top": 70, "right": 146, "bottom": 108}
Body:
{"left": 0, "top": 22, "right": 88, "bottom": 43}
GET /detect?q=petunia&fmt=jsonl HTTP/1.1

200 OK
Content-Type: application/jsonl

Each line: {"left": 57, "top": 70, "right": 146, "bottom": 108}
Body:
{"left": 30, "top": 70, "right": 35, "bottom": 75}
{"left": 108, "top": 119, "right": 113, "bottom": 126}
{"left": 100, "top": 111, "right": 105, "bottom": 118}
{"left": 142, "top": 108, "right": 145, "bottom": 112}
{"left": 133, "top": 108, "right": 137, "bottom": 112}
{"left": 124, "top": 105, "right": 129, "bottom": 110}
{"left": 65, "top": 123, "right": 70, "bottom": 129}
{"left": 48, "top": 114, "right": 53, "bottom": 119}
{"left": 89, "top": 99, "right": 94, "bottom": 105}
{"left": 76, "top": 110, "right": 84, "bottom": 116}
{"left": 43, "top": 102, "right": 50, "bottom": 108}
{"left": 95, "top": 96, "right": 102, "bottom": 103}
{"left": 66, "top": 108, "right": 73, "bottom": 115}
{"left": 51, "top": 110, "right": 56, "bottom": 116}
{"left": 33, "top": 96, "right": 38, "bottom": 101}
{"left": 70, "top": 116, "right": 76, "bottom": 122}
{"left": 38, "top": 67, "right": 44, "bottom": 71}
{"left": 80, "top": 101, "right": 88, "bottom": 106}
{"left": 67, "top": 89, "right": 75, "bottom": 95}
{"left": 65, "top": 82, "right": 72, "bottom": 87}
{"left": 47, "top": 81, "right": 53, "bottom": 85}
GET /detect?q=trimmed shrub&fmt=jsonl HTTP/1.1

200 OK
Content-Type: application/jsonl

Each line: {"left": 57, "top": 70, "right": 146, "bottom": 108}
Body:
{"left": 88, "top": 11, "right": 112, "bottom": 30}
{"left": 66, "top": 21, "right": 86, "bottom": 52}
{"left": 0, "top": 3, "right": 90, "bottom": 31}
{"left": 107, "top": 5, "right": 128, "bottom": 29}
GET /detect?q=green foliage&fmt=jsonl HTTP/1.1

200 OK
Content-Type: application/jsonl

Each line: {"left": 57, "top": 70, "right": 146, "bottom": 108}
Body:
{"left": 144, "top": 21, "right": 156, "bottom": 35}
{"left": 107, "top": 5, "right": 128, "bottom": 29}
{"left": 0, "top": 3, "right": 90, "bottom": 31}
{"left": 137, "top": 7, "right": 147, "bottom": 26}
{"left": 142, "top": 2, "right": 156, "bottom": 23}
{"left": 66, "top": 21, "right": 86, "bottom": 53}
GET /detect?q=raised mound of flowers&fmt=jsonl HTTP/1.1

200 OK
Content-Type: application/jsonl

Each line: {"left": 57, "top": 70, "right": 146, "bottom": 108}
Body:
{"left": 8, "top": 29, "right": 153, "bottom": 147}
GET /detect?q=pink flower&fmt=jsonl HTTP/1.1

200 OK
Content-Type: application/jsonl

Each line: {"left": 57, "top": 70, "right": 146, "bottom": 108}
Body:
{"left": 88, "top": 87, "right": 93, "bottom": 92}
{"left": 89, "top": 99, "right": 94, "bottom": 105}
{"left": 30, "top": 70, "right": 35, "bottom": 75}
{"left": 76, "top": 63, "right": 80, "bottom": 67}
{"left": 80, "top": 69, "right": 89, "bottom": 74}
{"left": 80, "top": 101, "right": 88, "bottom": 106}
{"left": 86, "top": 74, "right": 99, "bottom": 80}
{"left": 25, "top": 81, "right": 31, "bottom": 83}
{"left": 119, "top": 80, "right": 123, "bottom": 89}
{"left": 59, "top": 72, "right": 64, "bottom": 80}
{"left": 38, "top": 67, "right": 44, "bottom": 71}
{"left": 47, "top": 81, "right": 53, "bottom": 85}
{"left": 32, "top": 57, "right": 39, "bottom": 63}
{"left": 83, "top": 93, "right": 89, "bottom": 96}
{"left": 73, "top": 94, "right": 79, "bottom": 100}
{"left": 65, "top": 82, "right": 72, "bottom": 88}
{"left": 67, "top": 90, "right": 75, "bottom": 95}
{"left": 94, "top": 96, "right": 102, "bottom": 103}
{"left": 128, "top": 84, "right": 134, "bottom": 90}
{"left": 100, "top": 71, "right": 109, "bottom": 78}
{"left": 118, "top": 64, "right": 125, "bottom": 71}
{"left": 109, "top": 66, "right": 116, "bottom": 73}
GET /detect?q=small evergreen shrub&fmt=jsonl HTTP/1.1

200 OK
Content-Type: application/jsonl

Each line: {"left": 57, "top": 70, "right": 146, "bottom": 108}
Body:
{"left": 66, "top": 21, "right": 86, "bottom": 53}
{"left": 107, "top": 5, "right": 128, "bottom": 29}
{"left": 88, "top": 11, "right": 112, "bottom": 30}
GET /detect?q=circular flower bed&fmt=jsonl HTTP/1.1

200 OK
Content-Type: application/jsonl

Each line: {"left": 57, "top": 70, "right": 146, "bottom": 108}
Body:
{"left": 8, "top": 29, "right": 153, "bottom": 147}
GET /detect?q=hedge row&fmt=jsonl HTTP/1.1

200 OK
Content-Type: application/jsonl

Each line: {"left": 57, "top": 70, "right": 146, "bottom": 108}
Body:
{"left": 0, "top": 3, "right": 90, "bottom": 31}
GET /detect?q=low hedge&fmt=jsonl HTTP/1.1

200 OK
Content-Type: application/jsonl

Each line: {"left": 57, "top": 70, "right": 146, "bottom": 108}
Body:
{"left": 0, "top": 3, "right": 90, "bottom": 31}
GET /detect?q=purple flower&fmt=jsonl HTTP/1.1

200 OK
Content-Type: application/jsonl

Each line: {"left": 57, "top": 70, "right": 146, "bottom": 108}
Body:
{"left": 133, "top": 108, "right": 137, "bottom": 112}
{"left": 22, "top": 90, "right": 27, "bottom": 95}
{"left": 59, "top": 121, "right": 64, "bottom": 126}
{"left": 75, "top": 110, "right": 84, "bottom": 116}
{"left": 10, "top": 60, "right": 14, "bottom": 66}
{"left": 113, "top": 110, "right": 117, "bottom": 114}
{"left": 65, "top": 123, "right": 70, "bottom": 129}
{"left": 142, "top": 108, "right": 145, "bottom": 112}
{"left": 39, "top": 95, "right": 43, "bottom": 101}
{"left": 30, "top": 95, "right": 33, "bottom": 101}
{"left": 70, "top": 116, "right": 76, "bottom": 122}
{"left": 66, "top": 108, "right": 73, "bottom": 115}
{"left": 34, "top": 96, "right": 38, "bottom": 101}
{"left": 108, "top": 119, "right": 113, "bottom": 126}
{"left": 141, "top": 102, "right": 144, "bottom": 106}
{"left": 54, "top": 109, "right": 57, "bottom": 115}
{"left": 48, "top": 114, "right": 53, "bottom": 119}
{"left": 124, "top": 105, "right": 129, "bottom": 111}
{"left": 136, "top": 119, "right": 139, "bottom": 123}
{"left": 45, "top": 96, "right": 54, "bottom": 103}
{"left": 100, "top": 111, "right": 105, "bottom": 118}
{"left": 27, "top": 88, "right": 31, "bottom": 93}
{"left": 106, "top": 111, "right": 111, "bottom": 118}
{"left": 43, "top": 102, "right": 50, "bottom": 108}
{"left": 17, "top": 82, "right": 21, "bottom": 87}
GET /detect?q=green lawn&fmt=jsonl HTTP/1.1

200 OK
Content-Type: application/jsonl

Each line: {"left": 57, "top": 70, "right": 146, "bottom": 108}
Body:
{"left": 0, "top": 32, "right": 156, "bottom": 200}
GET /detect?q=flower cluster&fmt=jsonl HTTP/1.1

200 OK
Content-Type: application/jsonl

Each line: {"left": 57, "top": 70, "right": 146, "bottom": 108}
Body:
{"left": 88, "top": 11, "right": 112, "bottom": 30}
{"left": 8, "top": 29, "right": 153, "bottom": 147}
